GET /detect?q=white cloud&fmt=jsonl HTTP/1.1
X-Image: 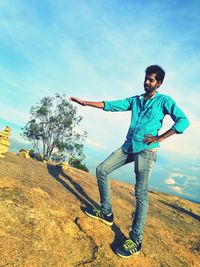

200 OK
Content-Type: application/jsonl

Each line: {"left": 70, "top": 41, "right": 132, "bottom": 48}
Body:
{"left": 165, "top": 178, "right": 176, "bottom": 185}
{"left": 161, "top": 118, "right": 200, "bottom": 160}
{"left": 0, "top": 103, "right": 29, "bottom": 125}
{"left": 168, "top": 172, "right": 198, "bottom": 183}
{"left": 168, "top": 172, "right": 185, "bottom": 179}
{"left": 168, "top": 185, "right": 183, "bottom": 195}
{"left": 85, "top": 137, "right": 106, "bottom": 150}
{"left": 165, "top": 172, "right": 200, "bottom": 197}
{"left": 189, "top": 165, "right": 200, "bottom": 171}
{"left": 172, "top": 167, "right": 181, "bottom": 172}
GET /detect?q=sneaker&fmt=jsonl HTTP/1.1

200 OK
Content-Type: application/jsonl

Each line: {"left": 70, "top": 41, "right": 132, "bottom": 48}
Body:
{"left": 84, "top": 207, "right": 114, "bottom": 226}
{"left": 115, "top": 238, "right": 142, "bottom": 258}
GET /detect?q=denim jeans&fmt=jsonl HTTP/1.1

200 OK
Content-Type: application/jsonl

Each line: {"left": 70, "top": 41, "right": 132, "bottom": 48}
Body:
{"left": 96, "top": 147, "right": 157, "bottom": 243}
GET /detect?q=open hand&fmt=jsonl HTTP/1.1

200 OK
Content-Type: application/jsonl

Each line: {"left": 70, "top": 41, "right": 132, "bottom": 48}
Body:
{"left": 69, "top": 97, "right": 86, "bottom": 106}
{"left": 143, "top": 135, "right": 164, "bottom": 145}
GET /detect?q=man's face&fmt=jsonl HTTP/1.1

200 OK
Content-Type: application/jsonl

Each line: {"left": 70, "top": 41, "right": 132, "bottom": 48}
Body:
{"left": 144, "top": 73, "right": 161, "bottom": 93}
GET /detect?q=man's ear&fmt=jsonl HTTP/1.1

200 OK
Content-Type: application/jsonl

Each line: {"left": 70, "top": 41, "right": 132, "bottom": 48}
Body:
{"left": 157, "top": 81, "right": 162, "bottom": 88}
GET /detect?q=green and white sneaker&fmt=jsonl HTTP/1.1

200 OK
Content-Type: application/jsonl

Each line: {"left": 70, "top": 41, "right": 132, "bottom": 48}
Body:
{"left": 84, "top": 207, "right": 114, "bottom": 226}
{"left": 115, "top": 238, "right": 142, "bottom": 258}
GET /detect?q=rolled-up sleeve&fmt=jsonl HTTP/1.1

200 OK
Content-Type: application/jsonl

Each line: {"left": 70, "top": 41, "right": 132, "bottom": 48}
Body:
{"left": 103, "top": 96, "right": 135, "bottom": 112}
{"left": 164, "top": 97, "right": 190, "bottom": 133}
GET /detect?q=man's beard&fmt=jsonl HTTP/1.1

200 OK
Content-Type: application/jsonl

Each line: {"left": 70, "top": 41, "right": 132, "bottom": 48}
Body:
{"left": 144, "top": 86, "right": 156, "bottom": 93}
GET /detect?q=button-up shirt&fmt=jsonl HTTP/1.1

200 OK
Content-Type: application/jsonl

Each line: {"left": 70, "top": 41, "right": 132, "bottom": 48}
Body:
{"left": 103, "top": 92, "right": 189, "bottom": 153}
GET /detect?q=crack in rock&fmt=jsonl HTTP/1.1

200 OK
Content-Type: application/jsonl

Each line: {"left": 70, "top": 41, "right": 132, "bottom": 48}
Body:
{"left": 74, "top": 217, "right": 98, "bottom": 266}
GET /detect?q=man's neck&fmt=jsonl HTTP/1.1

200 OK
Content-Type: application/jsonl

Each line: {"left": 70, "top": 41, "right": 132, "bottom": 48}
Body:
{"left": 144, "top": 90, "right": 157, "bottom": 100}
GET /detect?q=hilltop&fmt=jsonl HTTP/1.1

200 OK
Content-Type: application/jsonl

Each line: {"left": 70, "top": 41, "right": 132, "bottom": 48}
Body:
{"left": 0, "top": 153, "right": 199, "bottom": 267}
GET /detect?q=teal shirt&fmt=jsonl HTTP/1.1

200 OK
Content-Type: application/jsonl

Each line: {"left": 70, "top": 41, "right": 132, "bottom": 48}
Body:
{"left": 103, "top": 92, "right": 189, "bottom": 153}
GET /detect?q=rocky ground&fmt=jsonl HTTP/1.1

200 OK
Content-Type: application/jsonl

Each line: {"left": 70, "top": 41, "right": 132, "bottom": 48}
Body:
{"left": 0, "top": 153, "right": 199, "bottom": 267}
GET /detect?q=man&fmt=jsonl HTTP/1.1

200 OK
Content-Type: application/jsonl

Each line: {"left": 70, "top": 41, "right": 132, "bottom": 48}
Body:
{"left": 69, "top": 65, "right": 189, "bottom": 258}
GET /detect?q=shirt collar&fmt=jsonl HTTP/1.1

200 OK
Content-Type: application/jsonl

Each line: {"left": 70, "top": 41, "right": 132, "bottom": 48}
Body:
{"left": 139, "top": 91, "right": 159, "bottom": 100}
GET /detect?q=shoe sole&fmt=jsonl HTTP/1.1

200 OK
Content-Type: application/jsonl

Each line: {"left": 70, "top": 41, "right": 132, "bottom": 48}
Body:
{"left": 85, "top": 210, "right": 113, "bottom": 226}
{"left": 116, "top": 251, "right": 140, "bottom": 258}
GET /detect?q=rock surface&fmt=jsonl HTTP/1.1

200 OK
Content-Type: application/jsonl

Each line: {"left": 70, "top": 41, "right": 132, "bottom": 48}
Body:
{"left": 0, "top": 153, "right": 199, "bottom": 267}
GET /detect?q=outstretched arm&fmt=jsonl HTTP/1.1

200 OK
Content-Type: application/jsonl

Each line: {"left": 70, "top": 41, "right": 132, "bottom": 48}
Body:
{"left": 69, "top": 97, "right": 104, "bottom": 109}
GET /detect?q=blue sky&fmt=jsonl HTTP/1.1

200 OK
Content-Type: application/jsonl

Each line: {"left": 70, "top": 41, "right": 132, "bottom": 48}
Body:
{"left": 0, "top": 0, "right": 200, "bottom": 203}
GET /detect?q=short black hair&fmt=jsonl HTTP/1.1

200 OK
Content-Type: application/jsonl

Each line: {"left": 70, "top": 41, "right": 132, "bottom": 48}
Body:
{"left": 145, "top": 65, "right": 165, "bottom": 83}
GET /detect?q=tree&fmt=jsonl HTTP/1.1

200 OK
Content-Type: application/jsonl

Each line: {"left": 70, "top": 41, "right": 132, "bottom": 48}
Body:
{"left": 22, "top": 94, "right": 87, "bottom": 161}
{"left": 68, "top": 157, "right": 89, "bottom": 172}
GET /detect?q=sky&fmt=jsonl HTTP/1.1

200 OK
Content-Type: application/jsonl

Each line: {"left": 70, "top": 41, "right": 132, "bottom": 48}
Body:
{"left": 0, "top": 0, "right": 200, "bottom": 203}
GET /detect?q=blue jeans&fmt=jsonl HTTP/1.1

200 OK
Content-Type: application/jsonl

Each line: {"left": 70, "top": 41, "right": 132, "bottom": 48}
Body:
{"left": 96, "top": 147, "right": 157, "bottom": 243}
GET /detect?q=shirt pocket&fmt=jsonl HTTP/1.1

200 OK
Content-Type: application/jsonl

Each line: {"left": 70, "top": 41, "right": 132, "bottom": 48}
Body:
{"left": 144, "top": 107, "right": 156, "bottom": 118}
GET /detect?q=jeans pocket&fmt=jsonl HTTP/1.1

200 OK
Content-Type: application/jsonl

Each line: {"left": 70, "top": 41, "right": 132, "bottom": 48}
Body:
{"left": 135, "top": 150, "right": 156, "bottom": 172}
{"left": 140, "top": 150, "right": 157, "bottom": 161}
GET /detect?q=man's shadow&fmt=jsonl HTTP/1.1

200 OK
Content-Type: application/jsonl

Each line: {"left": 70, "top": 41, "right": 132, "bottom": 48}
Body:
{"left": 47, "top": 164, "right": 127, "bottom": 251}
{"left": 159, "top": 200, "right": 200, "bottom": 222}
